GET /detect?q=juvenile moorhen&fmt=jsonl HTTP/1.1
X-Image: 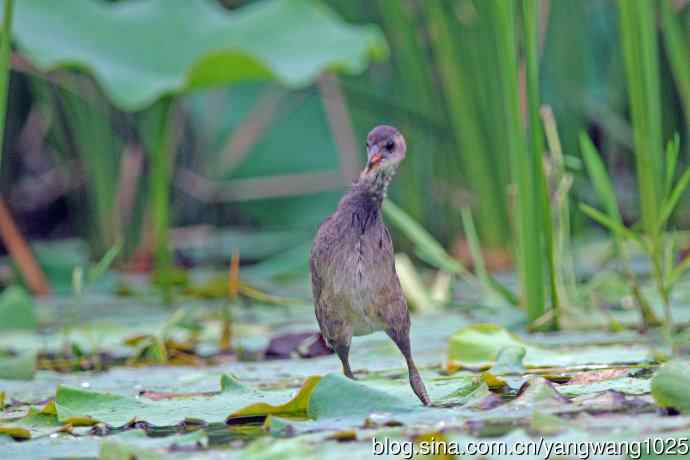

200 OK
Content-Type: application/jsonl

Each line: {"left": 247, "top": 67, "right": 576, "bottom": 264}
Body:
{"left": 310, "top": 125, "right": 431, "bottom": 405}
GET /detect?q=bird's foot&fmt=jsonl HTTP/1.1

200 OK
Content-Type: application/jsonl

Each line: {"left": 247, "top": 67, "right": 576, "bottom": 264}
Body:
{"left": 343, "top": 368, "right": 357, "bottom": 380}
{"left": 410, "top": 369, "right": 431, "bottom": 406}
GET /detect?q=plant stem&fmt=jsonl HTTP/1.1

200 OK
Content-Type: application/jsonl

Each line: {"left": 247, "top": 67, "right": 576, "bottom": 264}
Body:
{"left": 484, "top": 0, "right": 545, "bottom": 324}
{"left": 651, "top": 243, "right": 673, "bottom": 345}
{"left": 618, "top": 0, "right": 664, "bottom": 238}
{"left": 374, "top": 0, "right": 436, "bottom": 226}
{"left": 660, "top": 0, "right": 690, "bottom": 138}
{"left": 524, "top": 0, "right": 558, "bottom": 330}
{"left": 461, "top": 206, "right": 519, "bottom": 306}
{"left": 542, "top": 107, "right": 578, "bottom": 311}
{"left": 149, "top": 97, "right": 174, "bottom": 303}
{"left": 0, "top": 0, "right": 14, "bottom": 172}
{"left": 619, "top": 1, "right": 673, "bottom": 345}
{"left": 424, "top": 0, "right": 509, "bottom": 248}
{"left": 622, "top": 243, "right": 660, "bottom": 330}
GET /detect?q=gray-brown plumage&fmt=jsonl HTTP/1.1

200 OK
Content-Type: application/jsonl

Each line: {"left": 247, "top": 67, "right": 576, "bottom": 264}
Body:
{"left": 310, "top": 125, "right": 431, "bottom": 406}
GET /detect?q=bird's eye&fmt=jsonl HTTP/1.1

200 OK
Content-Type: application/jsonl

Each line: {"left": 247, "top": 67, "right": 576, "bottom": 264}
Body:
{"left": 385, "top": 140, "right": 395, "bottom": 151}
{"left": 366, "top": 141, "right": 370, "bottom": 149}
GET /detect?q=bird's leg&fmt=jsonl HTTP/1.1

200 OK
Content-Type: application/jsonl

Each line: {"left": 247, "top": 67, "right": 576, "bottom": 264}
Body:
{"left": 386, "top": 328, "right": 431, "bottom": 406}
{"left": 333, "top": 340, "right": 355, "bottom": 379}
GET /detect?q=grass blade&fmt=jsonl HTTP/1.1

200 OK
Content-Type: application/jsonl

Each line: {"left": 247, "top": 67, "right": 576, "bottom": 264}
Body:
{"left": 658, "top": 168, "right": 690, "bottom": 231}
{"left": 524, "top": 0, "right": 558, "bottom": 329}
{"left": 395, "top": 253, "right": 435, "bottom": 313}
{"left": 542, "top": 106, "right": 578, "bottom": 311}
{"left": 618, "top": 0, "right": 664, "bottom": 237}
{"left": 579, "top": 132, "right": 622, "bottom": 223}
{"left": 665, "top": 134, "right": 680, "bottom": 197}
{"left": 382, "top": 199, "right": 473, "bottom": 280}
{"left": 661, "top": 0, "right": 690, "bottom": 135}
{"left": 580, "top": 203, "right": 642, "bottom": 244}
{"left": 460, "top": 206, "right": 518, "bottom": 306}
{"left": 60, "top": 90, "right": 121, "bottom": 256}
{"left": 140, "top": 97, "right": 174, "bottom": 302}
{"left": 667, "top": 254, "right": 690, "bottom": 290}
{"left": 88, "top": 241, "right": 122, "bottom": 283}
{"left": 482, "top": 0, "right": 545, "bottom": 323}
{"left": 374, "top": 0, "right": 438, "bottom": 226}
{"left": 460, "top": 207, "right": 489, "bottom": 284}
{"left": 424, "top": 0, "right": 509, "bottom": 247}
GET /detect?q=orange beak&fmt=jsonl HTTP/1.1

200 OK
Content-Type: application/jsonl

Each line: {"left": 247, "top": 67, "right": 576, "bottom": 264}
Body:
{"left": 368, "top": 153, "right": 383, "bottom": 169}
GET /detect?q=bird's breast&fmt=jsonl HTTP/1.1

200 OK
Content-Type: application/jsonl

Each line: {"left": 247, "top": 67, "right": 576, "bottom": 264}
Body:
{"left": 320, "top": 226, "right": 394, "bottom": 335}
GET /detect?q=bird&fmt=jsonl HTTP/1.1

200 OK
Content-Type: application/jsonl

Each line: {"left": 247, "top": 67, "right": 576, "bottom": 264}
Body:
{"left": 309, "top": 125, "right": 431, "bottom": 406}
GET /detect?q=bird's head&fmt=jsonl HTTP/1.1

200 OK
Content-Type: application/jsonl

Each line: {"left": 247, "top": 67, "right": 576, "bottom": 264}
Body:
{"left": 364, "top": 125, "right": 406, "bottom": 175}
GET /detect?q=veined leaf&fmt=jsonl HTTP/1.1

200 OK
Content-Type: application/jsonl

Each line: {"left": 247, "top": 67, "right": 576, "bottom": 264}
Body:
{"left": 10, "top": 0, "right": 388, "bottom": 111}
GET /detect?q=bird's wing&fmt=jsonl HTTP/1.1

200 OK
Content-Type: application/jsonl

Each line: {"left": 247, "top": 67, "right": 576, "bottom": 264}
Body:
{"left": 309, "top": 254, "right": 322, "bottom": 304}
{"left": 310, "top": 214, "right": 337, "bottom": 315}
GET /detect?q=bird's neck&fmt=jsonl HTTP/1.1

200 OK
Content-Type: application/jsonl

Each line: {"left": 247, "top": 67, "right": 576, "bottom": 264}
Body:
{"left": 340, "top": 170, "right": 392, "bottom": 235}
{"left": 352, "top": 167, "right": 396, "bottom": 205}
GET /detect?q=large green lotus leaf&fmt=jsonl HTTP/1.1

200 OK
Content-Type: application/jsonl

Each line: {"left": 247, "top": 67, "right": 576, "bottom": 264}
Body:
{"left": 303, "top": 373, "right": 491, "bottom": 423}
{"left": 448, "top": 324, "right": 652, "bottom": 368}
{"left": 12, "top": 0, "right": 388, "bottom": 111}
{"left": 0, "top": 407, "right": 62, "bottom": 440}
{"left": 55, "top": 374, "right": 323, "bottom": 427}
{"left": 0, "top": 429, "right": 205, "bottom": 460}
{"left": 559, "top": 377, "right": 651, "bottom": 397}
{"left": 305, "top": 372, "right": 487, "bottom": 420}
{"left": 235, "top": 437, "right": 319, "bottom": 460}
{"left": 651, "top": 360, "right": 690, "bottom": 413}
{"left": 307, "top": 374, "right": 417, "bottom": 418}
{"left": 54, "top": 371, "right": 464, "bottom": 429}
{"left": 98, "top": 429, "right": 207, "bottom": 460}
{"left": 238, "top": 372, "right": 480, "bottom": 435}
{"left": 228, "top": 375, "right": 319, "bottom": 420}
{"left": 0, "top": 433, "right": 102, "bottom": 460}
{"left": 229, "top": 374, "right": 440, "bottom": 420}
